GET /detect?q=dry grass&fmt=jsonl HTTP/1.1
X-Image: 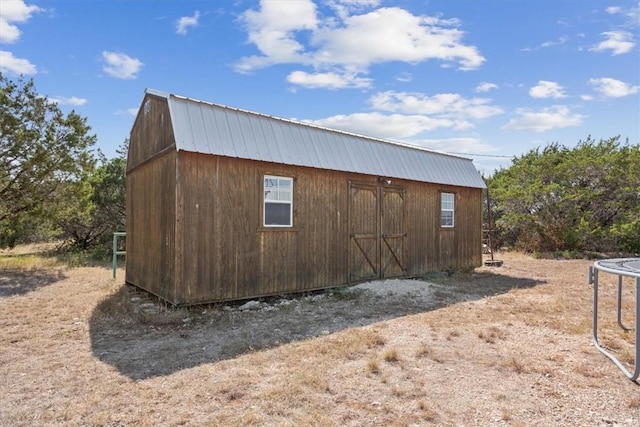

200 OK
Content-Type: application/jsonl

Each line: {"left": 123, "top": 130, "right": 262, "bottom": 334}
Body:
{"left": 477, "top": 325, "right": 508, "bottom": 343}
{"left": 417, "top": 400, "right": 438, "bottom": 422}
{"left": 367, "top": 359, "right": 380, "bottom": 374}
{"left": 501, "top": 356, "right": 527, "bottom": 374}
{"left": 501, "top": 406, "right": 513, "bottom": 421}
{"left": 0, "top": 249, "right": 638, "bottom": 426}
{"left": 383, "top": 348, "right": 399, "bottom": 363}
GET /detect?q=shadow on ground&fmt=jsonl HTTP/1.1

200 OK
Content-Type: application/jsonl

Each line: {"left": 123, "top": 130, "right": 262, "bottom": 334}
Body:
{"left": 0, "top": 269, "right": 67, "bottom": 297}
{"left": 89, "top": 271, "right": 544, "bottom": 380}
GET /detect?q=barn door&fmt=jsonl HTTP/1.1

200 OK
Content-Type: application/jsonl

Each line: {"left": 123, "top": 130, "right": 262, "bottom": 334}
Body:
{"left": 348, "top": 183, "right": 379, "bottom": 281}
{"left": 381, "top": 187, "right": 406, "bottom": 278}
{"left": 349, "top": 183, "right": 406, "bottom": 282}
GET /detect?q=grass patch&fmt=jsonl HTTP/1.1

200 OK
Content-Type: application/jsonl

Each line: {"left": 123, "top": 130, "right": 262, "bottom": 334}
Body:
{"left": 501, "top": 407, "right": 513, "bottom": 421}
{"left": 0, "top": 243, "right": 111, "bottom": 270}
{"left": 383, "top": 348, "right": 399, "bottom": 363}
{"left": 0, "top": 253, "right": 61, "bottom": 270}
{"left": 628, "top": 397, "right": 640, "bottom": 409}
{"left": 502, "top": 356, "right": 526, "bottom": 374}
{"left": 417, "top": 400, "right": 437, "bottom": 422}
{"left": 367, "top": 359, "right": 380, "bottom": 374}
{"left": 327, "top": 287, "right": 365, "bottom": 300}
{"left": 574, "top": 364, "right": 604, "bottom": 379}
{"left": 415, "top": 342, "right": 444, "bottom": 363}
{"left": 477, "top": 326, "right": 508, "bottom": 344}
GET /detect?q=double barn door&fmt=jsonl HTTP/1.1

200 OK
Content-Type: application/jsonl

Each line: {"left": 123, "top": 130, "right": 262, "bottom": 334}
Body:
{"left": 349, "top": 182, "right": 406, "bottom": 282}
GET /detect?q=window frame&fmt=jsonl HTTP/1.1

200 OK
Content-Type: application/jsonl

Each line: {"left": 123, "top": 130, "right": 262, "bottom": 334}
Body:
{"left": 440, "top": 192, "right": 455, "bottom": 228}
{"left": 263, "top": 175, "right": 294, "bottom": 227}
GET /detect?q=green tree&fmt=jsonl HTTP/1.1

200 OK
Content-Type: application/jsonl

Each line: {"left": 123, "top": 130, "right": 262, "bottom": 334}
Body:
{"left": 0, "top": 73, "right": 97, "bottom": 248}
{"left": 58, "top": 140, "right": 127, "bottom": 251}
{"left": 487, "top": 136, "right": 640, "bottom": 254}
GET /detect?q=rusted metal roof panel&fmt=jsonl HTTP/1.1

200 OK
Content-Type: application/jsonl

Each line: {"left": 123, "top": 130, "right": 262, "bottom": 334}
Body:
{"left": 150, "top": 89, "right": 486, "bottom": 189}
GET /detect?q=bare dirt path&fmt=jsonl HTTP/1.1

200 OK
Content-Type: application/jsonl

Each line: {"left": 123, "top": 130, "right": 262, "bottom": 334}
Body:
{"left": 1, "top": 252, "right": 638, "bottom": 426}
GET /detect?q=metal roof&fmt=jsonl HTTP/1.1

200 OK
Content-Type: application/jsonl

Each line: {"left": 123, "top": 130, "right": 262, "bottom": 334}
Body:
{"left": 146, "top": 88, "right": 486, "bottom": 189}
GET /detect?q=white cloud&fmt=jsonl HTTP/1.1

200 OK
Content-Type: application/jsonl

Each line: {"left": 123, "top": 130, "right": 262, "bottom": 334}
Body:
{"left": 236, "top": 3, "right": 484, "bottom": 87}
{"left": 49, "top": 96, "right": 87, "bottom": 106}
{"left": 606, "top": 3, "right": 640, "bottom": 27}
{"left": 327, "top": 0, "right": 381, "bottom": 19}
{"left": 287, "top": 70, "right": 372, "bottom": 89}
{"left": 102, "top": 51, "right": 143, "bottom": 79}
{"left": 589, "top": 77, "right": 640, "bottom": 97}
{"left": 540, "top": 35, "right": 569, "bottom": 48}
{"left": 311, "top": 8, "right": 484, "bottom": 70}
{"left": 306, "top": 112, "right": 457, "bottom": 139}
{"left": 529, "top": 80, "right": 567, "bottom": 99}
{"left": 236, "top": 0, "right": 318, "bottom": 72}
{"left": 370, "top": 91, "right": 503, "bottom": 120}
{"left": 176, "top": 11, "right": 200, "bottom": 35}
{"left": 580, "top": 94, "right": 594, "bottom": 101}
{"left": 0, "top": 50, "right": 36, "bottom": 74}
{"left": 589, "top": 31, "right": 635, "bottom": 55}
{"left": 395, "top": 72, "right": 412, "bottom": 82}
{"left": 0, "top": 0, "right": 41, "bottom": 44}
{"left": 300, "top": 90, "right": 503, "bottom": 140}
{"left": 475, "top": 82, "right": 498, "bottom": 93}
{"left": 502, "top": 105, "right": 584, "bottom": 132}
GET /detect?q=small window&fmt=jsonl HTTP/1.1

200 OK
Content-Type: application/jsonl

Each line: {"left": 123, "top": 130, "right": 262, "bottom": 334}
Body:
{"left": 441, "top": 192, "right": 455, "bottom": 227}
{"left": 264, "top": 175, "right": 293, "bottom": 227}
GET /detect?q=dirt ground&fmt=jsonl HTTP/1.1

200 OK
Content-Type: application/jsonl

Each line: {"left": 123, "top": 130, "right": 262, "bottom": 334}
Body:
{"left": 0, "top": 251, "right": 638, "bottom": 426}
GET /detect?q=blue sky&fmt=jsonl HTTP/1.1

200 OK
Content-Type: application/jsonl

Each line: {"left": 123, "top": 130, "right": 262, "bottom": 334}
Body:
{"left": 1, "top": 0, "right": 638, "bottom": 174}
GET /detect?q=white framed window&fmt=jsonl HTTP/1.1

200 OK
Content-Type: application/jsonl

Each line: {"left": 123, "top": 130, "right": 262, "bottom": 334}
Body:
{"left": 441, "top": 192, "right": 455, "bottom": 227}
{"left": 263, "top": 175, "right": 293, "bottom": 227}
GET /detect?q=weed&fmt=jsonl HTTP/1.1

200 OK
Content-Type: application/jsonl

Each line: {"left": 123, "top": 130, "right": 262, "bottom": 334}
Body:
{"left": 384, "top": 348, "right": 399, "bottom": 363}
{"left": 574, "top": 364, "right": 604, "bottom": 379}
{"left": 618, "top": 349, "right": 635, "bottom": 366}
{"left": 417, "top": 400, "right": 437, "bottom": 421}
{"left": 446, "top": 329, "right": 461, "bottom": 340}
{"left": 367, "top": 333, "right": 386, "bottom": 348}
{"left": 477, "top": 326, "right": 507, "bottom": 344}
{"left": 502, "top": 356, "right": 526, "bottom": 374}
{"left": 392, "top": 386, "right": 407, "bottom": 397}
{"left": 415, "top": 343, "right": 444, "bottom": 363}
{"left": 367, "top": 359, "right": 380, "bottom": 374}
{"left": 501, "top": 407, "right": 512, "bottom": 421}
{"left": 415, "top": 343, "right": 433, "bottom": 358}
{"left": 566, "top": 318, "right": 592, "bottom": 335}
{"left": 328, "top": 287, "right": 364, "bottom": 300}
{"left": 600, "top": 337, "right": 622, "bottom": 351}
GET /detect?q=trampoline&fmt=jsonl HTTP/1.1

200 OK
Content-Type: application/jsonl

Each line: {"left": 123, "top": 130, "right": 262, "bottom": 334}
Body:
{"left": 588, "top": 258, "right": 640, "bottom": 381}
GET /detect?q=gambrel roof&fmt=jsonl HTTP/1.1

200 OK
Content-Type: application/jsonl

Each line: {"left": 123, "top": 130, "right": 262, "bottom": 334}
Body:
{"left": 145, "top": 89, "right": 486, "bottom": 189}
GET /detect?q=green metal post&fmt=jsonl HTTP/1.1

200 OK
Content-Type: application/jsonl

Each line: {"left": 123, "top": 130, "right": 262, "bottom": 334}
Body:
{"left": 112, "top": 233, "right": 117, "bottom": 279}
{"left": 112, "top": 232, "right": 126, "bottom": 280}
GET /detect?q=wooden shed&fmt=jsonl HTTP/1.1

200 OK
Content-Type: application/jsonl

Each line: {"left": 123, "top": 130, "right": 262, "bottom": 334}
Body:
{"left": 126, "top": 89, "right": 486, "bottom": 305}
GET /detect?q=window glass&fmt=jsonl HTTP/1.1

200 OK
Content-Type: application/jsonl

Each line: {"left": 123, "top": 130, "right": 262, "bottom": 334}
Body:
{"left": 441, "top": 192, "right": 455, "bottom": 227}
{"left": 264, "top": 175, "right": 293, "bottom": 227}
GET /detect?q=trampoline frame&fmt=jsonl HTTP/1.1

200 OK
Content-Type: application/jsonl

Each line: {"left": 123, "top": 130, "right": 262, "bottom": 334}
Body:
{"left": 588, "top": 258, "right": 640, "bottom": 382}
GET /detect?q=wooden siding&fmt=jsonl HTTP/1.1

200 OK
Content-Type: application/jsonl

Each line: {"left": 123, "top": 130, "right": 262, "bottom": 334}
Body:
{"left": 128, "top": 94, "right": 175, "bottom": 171}
{"left": 174, "top": 152, "right": 351, "bottom": 303}
{"left": 125, "top": 151, "right": 177, "bottom": 301}
{"left": 163, "top": 152, "right": 482, "bottom": 304}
